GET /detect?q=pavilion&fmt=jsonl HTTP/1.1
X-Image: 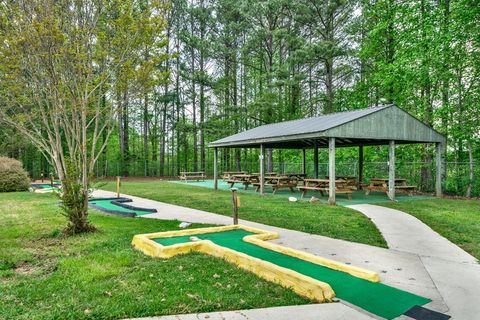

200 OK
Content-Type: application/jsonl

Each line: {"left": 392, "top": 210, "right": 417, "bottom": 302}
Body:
{"left": 208, "top": 104, "right": 446, "bottom": 205}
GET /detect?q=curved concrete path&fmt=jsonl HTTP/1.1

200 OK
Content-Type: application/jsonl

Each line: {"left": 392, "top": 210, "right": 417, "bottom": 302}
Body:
{"left": 92, "top": 190, "right": 480, "bottom": 320}
{"left": 348, "top": 204, "right": 480, "bottom": 320}
{"left": 347, "top": 204, "right": 477, "bottom": 264}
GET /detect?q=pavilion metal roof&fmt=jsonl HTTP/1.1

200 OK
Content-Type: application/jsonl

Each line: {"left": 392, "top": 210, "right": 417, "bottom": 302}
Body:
{"left": 209, "top": 104, "right": 446, "bottom": 149}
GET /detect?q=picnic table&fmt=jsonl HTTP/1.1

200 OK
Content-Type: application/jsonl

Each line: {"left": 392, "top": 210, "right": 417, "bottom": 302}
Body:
{"left": 252, "top": 172, "right": 278, "bottom": 177}
{"left": 253, "top": 175, "right": 298, "bottom": 194}
{"left": 285, "top": 173, "right": 307, "bottom": 181}
{"left": 298, "top": 178, "right": 352, "bottom": 200}
{"left": 227, "top": 174, "right": 259, "bottom": 190}
{"left": 221, "top": 171, "right": 247, "bottom": 181}
{"left": 179, "top": 171, "right": 206, "bottom": 182}
{"left": 325, "top": 176, "right": 357, "bottom": 190}
{"left": 365, "top": 178, "right": 417, "bottom": 196}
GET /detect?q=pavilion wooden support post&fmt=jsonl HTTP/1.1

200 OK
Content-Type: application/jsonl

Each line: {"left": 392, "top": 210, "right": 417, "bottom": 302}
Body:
{"left": 435, "top": 142, "right": 443, "bottom": 197}
{"left": 388, "top": 140, "right": 395, "bottom": 201}
{"left": 358, "top": 145, "right": 364, "bottom": 190}
{"left": 314, "top": 142, "right": 319, "bottom": 179}
{"left": 328, "top": 137, "right": 336, "bottom": 205}
{"left": 259, "top": 144, "right": 265, "bottom": 195}
{"left": 214, "top": 147, "right": 218, "bottom": 190}
{"left": 302, "top": 148, "right": 306, "bottom": 175}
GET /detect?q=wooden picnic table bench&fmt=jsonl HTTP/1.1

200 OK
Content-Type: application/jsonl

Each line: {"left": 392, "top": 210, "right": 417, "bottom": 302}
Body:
{"left": 179, "top": 171, "right": 206, "bottom": 182}
{"left": 285, "top": 173, "right": 307, "bottom": 181}
{"left": 326, "top": 176, "right": 358, "bottom": 190}
{"left": 252, "top": 172, "right": 278, "bottom": 177}
{"left": 252, "top": 175, "right": 298, "bottom": 194}
{"left": 221, "top": 171, "right": 248, "bottom": 181}
{"left": 227, "top": 174, "right": 259, "bottom": 190}
{"left": 298, "top": 178, "right": 352, "bottom": 200}
{"left": 365, "top": 178, "right": 417, "bottom": 196}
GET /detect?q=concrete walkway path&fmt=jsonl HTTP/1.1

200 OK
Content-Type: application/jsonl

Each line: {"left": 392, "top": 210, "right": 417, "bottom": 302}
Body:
{"left": 348, "top": 204, "right": 480, "bottom": 320}
{"left": 347, "top": 204, "right": 477, "bottom": 264}
{"left": 92, "top": 190, "right": 479, "bottom": 320}
{"left": 128, "top": 304, "right": 375, "bottom": 320}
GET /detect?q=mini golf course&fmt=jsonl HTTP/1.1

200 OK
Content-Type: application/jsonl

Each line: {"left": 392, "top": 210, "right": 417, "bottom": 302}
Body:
{"left": 88, "top": 197, "right": 157, "bottom": 217}
{"left": 133, "top": 225, "right": 431, "bottom": 320}
{"left": 29, "top": 182, "right": 62, "bottom": 193}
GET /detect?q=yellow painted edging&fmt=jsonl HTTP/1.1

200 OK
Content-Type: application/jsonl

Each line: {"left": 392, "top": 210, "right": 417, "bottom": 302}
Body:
{"left": 244, "top": 236, "right": 380, "bottom": 282}
{"left": 34, "top": 188, "right": 54, "bottom": 194}
{"left": 132, "top": 224, "right": 380, "bottom": 302}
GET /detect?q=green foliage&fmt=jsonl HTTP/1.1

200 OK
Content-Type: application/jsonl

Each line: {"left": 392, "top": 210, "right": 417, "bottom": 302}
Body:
{"left": 60, "top": 159, "right": 95, "bottom": 235}
{"left": 0, "top": 157, "right": 30, "bottom": 192}
{"left": 0, "top": 0, "right": 478, "bottom": 196}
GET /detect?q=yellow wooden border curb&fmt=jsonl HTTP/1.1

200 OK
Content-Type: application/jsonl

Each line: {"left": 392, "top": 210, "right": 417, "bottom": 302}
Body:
{"left": 132, "top": 224, "right": 380, "bottom": 302}
{"left": 34, "top": 188, "right": 55, "bottom": 193}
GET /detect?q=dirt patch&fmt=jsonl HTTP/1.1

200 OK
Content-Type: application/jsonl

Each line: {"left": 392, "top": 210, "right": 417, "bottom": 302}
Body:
{"left": 14, "top": 257, "right": 57, "bottom": 277}
{"left": 15, "top": 262, "right": 36, "bottom": 275}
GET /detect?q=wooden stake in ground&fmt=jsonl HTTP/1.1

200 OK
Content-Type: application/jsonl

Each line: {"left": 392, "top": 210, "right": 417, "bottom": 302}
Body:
{"left": 116, "top": 176, "right": 121, "bottom": 198}
{"left": 231, "top": 188, "right": 240, "bottom": 225}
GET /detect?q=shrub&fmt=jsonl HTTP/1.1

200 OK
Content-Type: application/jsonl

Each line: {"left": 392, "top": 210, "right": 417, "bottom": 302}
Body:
{"left": 0, "top": 157, "right": 30, "bottom": 192}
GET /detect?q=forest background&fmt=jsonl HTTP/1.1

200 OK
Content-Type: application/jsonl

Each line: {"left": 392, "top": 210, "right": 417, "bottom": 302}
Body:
{"left": 1, "top": 0, "right": 478, "bottom": 197}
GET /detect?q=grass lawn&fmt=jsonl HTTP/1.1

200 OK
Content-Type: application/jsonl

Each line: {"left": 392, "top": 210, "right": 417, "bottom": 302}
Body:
{"left": 0, "top": 192, "right": 308, "bottom": 320}
{"left": 100, "top": 181, "right": 387, "bottom": 248}
{"left": 381, "top": 199, "right": 480, "bottom": 260}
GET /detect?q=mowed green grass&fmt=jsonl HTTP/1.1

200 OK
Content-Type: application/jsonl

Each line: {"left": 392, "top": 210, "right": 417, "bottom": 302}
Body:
{"left": 101, "top": 181, "right": 387, "bottom": 248}
{"left": 0, "top": 192, "right": 308, "bottom": 320}
{"left": 382, "top": 199, "right": 480, "bottom": 260}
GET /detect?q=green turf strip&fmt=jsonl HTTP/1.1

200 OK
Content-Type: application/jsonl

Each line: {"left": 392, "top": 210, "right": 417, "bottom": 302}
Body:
{"left": 32, "top": 184, "right": 60, "bottom": 189}
{"left": 172, "top": 180, "right": 435, "bottom": 206}
{"left": 35, "top": 184, "right": 54, "bottom": 189}
{"left": 88, "top": 199, "right": 152, "bottom": 216}
{"left": 154, "top": 229, "right": 430, "bottom": 319}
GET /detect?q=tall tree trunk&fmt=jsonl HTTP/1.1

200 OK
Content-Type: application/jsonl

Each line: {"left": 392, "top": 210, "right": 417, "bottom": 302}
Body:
{"left": 119, "top": 88, "right": 129, "bottom": 176}
{"left": 199, "top": 0, "right": 206, "bottom": 172}
{"left": 143, "top": 94, "right": 149, "bottom": 176}
{"left": 158, "top": 22, "right": 171, "bottom": 177}
{"left": 420, "top": 0, "right": 434, "bottom": 190}
{"left": 325, "top": 58, "right": 334, "bottom": 113}
{"left": 159, "top": 100, "right": 167, "bottom": 176}
{"left": 440, "top": 0, "right": 451, "bottom": 132}
{"left": 233, "top": 53, "right": 241, "bottom": 171}
{"left": 191, "top": 14, "right": 198, "bottom": 172}
{"left": 385, "top": 0, "right": 395, "bottom": 102}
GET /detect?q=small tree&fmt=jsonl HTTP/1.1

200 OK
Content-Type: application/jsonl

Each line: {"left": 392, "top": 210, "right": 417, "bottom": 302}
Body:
{"left": 0, "top": 0, "right": 169, "bottom": 234}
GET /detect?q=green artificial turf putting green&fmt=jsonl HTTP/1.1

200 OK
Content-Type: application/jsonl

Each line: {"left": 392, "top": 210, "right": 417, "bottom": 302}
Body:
{"left": 33, "top": 184, "right": 56, "bottom": 189}
{"left": 155, "top": 229, "right": 430, "bottom": 320}
{"left": 88, "top": 199, "right": 154, "bottom": 216}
